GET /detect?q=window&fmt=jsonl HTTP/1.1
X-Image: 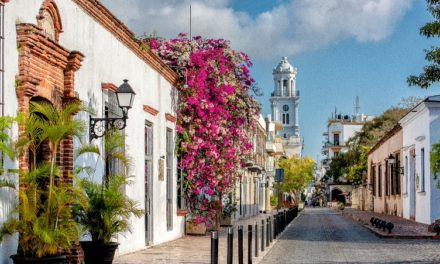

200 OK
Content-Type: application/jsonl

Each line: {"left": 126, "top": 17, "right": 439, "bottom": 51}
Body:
{"left": 105, "top": 91, "right": 125, "bottom": 177}
{"left": 333, "top": 134, "right": 340, "bottom": 146}
{"left": 385, "top": 161, "right": 389, "bottom": 196}
{"left": 378, "top": 165, "right": 382, "bottom": 197}
{"left": 372, "top": 165, "right": 376, "bottom": 196}
{"left": 144, "top": 121, "right": 153, "bottom": 243}
{"left": 282, "top": 113, "right": 285, "bottom": 124}
{"left": 286, "top": 114, "right": 289, "bottom": 124}
{"left": 40, "top": 10, "right": 56, "bottom": 40}
{"left": 421, "top": 148, "right": 425, "bottom": 192}
{"left": 405, "top": 156, "right": 408, "bottom": 193}
{"left": 393, "top": 154, "right": 400, "bottom": 195}
{"left": 283, "top": 105, "right": 289, "bottom": 111}
{"left": 283, "top": 80, "right": 288, "bottom": 95}
{"left": 166, "top": 128, "right": 174, "bottom": 230}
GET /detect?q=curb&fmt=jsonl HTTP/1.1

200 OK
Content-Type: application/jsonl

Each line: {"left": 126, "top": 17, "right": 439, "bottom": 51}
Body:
{"left": 342, "top": 212, "right": 439, "bottom": 240}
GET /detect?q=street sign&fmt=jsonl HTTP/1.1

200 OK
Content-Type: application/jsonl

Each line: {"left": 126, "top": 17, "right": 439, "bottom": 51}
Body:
{"left": 275, "top": 168, "right": 284, "bottom": 182}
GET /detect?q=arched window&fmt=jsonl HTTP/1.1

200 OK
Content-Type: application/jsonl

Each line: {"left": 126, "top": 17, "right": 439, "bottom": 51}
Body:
{"left": 40, "top": 10, "right": 56, "bottom": 40}
{"left": 282, "top": 113, "right": 285, "bottom": 124}
{"left": 37, "top": 0, "right": 63, "bottom": 42}
{"left": 286, "top": 114, "right": 289, "bottom": 124}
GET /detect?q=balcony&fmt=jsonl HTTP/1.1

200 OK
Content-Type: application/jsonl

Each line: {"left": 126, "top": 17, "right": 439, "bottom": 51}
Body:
{"left": 265, "top": 141, "right": 276, "bottom": 153}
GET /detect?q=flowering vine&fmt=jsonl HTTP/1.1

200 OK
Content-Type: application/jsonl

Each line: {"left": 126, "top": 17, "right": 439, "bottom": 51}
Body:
{"left": 140, "top": 34, "right": 260, "bottom": 225}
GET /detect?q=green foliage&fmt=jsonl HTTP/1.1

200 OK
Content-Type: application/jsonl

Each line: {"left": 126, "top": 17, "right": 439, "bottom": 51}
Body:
{"left": 0, "top": 101, "right": 86, "bottom": 258}
{"left": 270, "top": 195, "right": 278, "bottom": 207}
{"left": 0, "top": 116, "right": 16, "bottom": 189}
{"left": 0, "top": 164, "right": 85, "bottom": 258}
{"left": 338, "top": 202, "right": 345, "bottom": 210}
{"left": 74, "top": 130, "right": 142, "bottom": 243}
{"left": 279, "top": 156, "right": 315, "bottom": 193}
{"left": 430, "top": 141, "right": 440, "bottom": 188}
{"left": 407, "top": 0, "right": 440, "bottom": 88}
{"left": 73, "top": 175, "right": 143, "bottom": 243}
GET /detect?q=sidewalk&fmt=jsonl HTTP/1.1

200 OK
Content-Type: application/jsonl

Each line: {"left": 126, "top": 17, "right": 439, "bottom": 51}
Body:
{"left": 114, "top": 211, "right": 284, "bottom": 264}
{"left": 342, "top": 207, "right": 439, "bottom": 239}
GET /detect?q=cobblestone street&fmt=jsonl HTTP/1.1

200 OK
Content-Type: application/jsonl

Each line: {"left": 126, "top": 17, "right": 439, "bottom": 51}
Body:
{"left": 260, "top": 208, "right": 440, "bottom": 264}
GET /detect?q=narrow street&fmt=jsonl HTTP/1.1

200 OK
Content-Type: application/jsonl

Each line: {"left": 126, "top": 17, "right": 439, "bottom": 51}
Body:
{"left": 260, "top": 208, "right": 440, "bottom": 264}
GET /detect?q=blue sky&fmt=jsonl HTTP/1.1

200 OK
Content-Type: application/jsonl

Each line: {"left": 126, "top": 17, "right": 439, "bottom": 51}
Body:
{"left": 101, "top": 0, "right": 439, "bottom": 160}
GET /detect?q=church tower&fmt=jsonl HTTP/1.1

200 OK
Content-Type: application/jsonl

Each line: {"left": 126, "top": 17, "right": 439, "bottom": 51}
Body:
{"left": 270, "top": 57, "right": 302, "bottom": 157}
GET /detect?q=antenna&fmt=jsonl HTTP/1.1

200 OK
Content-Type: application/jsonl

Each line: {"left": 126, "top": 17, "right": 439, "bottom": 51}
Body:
{"left": 189, "top": 5, "right": 192, "bottom": 40}
{"left": 355, "top": 96, "right": 360, "bottom": 115}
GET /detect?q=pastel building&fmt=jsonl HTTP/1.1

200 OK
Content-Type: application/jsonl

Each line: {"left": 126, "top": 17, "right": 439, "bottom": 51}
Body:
{"left": 368, "top": 125, "right": 403, "bottom": 216}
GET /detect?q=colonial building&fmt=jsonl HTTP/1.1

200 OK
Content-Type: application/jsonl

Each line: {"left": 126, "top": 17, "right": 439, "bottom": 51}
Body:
{"left": 1, "top": 0, "right": 184, "bottom": 261}
{"left": 320, "top": 97, "right": 374, "bottom": 205}
{"left": 400, "top": 96, "right": 440, "bottom": 224}
{"left": 235, "top": 115, "right": 267, "bottom": 219}
{"left": 270, "top": 57, "right": 302, "bottom": 157}
{"left": 367, "top": 125, "right": 403, "bottom": 216}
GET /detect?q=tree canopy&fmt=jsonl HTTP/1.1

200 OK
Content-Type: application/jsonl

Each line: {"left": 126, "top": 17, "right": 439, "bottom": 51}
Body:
{"left": 279, "top": 156, "right": 315, "bottom": 193}
{"left": 407, "top": 0, "right": 440, "bottom": 89}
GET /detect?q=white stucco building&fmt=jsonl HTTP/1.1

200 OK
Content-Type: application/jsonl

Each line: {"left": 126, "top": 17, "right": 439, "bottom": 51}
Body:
{"left": 270, "top": 57, "right": 302, "bottom": 157}
{"left": 0, "top": 0, "right": 184, "bottom": 262}
{"left": 400, "top": 95, "right": 440, "bottom": 224}
{"left": 321, "top": 99, "right": 374, "bottom": 171}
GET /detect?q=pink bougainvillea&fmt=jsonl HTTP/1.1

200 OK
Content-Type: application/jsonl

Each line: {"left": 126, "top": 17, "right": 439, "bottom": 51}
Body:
{"left": 140, "top": 34, "right": 260, "bottom": 225}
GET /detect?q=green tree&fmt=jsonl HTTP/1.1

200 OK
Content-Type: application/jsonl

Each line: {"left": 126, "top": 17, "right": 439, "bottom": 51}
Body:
{"left": 407, "top": 0, "right": 440, "bottom": 89}
{"left": 279, "top": 156, "right": 315, "bottom": 193}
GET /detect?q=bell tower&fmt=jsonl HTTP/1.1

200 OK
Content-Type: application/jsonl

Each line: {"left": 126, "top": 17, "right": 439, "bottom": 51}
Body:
{"left": 270, "top": 57, "right": 302, "bottom": 156}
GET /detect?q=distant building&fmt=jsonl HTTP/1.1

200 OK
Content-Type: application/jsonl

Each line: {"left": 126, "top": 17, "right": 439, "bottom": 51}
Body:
{"left": 270, "top": 57, "right": 302, "bottom": 157}
{"left": 320, "top": 97, "right": 374, "bottom": 205}
{"left": 321, "top": 97, "right": 374, "bottom": 172}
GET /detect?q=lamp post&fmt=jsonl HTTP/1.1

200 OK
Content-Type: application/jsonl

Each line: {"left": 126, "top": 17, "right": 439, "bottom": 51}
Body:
{"left": 89, "top": 79, "right": 136, "bottom": 141}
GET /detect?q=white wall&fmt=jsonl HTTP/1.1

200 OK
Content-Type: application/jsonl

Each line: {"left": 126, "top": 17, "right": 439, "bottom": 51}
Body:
{"left": 401, "top": 105, "right": 434, "bottom": 224}
{"left": 1, "top": 0, "right": 184, "bottom": 261}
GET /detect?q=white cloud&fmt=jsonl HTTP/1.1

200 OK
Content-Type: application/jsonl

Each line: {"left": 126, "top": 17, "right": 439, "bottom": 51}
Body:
{"left": 99, "top": 0, "right": 412, "bottom": 60}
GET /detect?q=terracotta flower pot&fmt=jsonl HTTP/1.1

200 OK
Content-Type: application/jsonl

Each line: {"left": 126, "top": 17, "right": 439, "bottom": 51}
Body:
{"left": 186, "top": 221, "right": 207, "bottom": 235}
{"left": 219, "top": 215, "right": 232, "bottom": 226}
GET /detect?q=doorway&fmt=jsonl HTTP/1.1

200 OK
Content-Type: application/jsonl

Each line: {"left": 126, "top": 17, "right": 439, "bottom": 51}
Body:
{"left": 144, "top": 121, "right": 154, "bottom": 245}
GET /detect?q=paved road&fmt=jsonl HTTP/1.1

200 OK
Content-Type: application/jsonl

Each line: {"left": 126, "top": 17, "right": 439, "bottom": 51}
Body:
{"left": 260, "top": 208, "right": 440, "bottom": 264}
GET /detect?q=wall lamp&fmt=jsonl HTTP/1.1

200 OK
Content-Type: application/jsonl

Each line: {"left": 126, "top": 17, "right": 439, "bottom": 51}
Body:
{"left": 89, "top": 79, "right": 136, "bottom": 141}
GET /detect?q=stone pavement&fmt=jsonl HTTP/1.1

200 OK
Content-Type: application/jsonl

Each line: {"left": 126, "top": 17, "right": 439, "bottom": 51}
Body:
{"left": 342, "top": 207, "right": 438, "bottom": 239}
{"left": 114, "top": 211, "right": 283, "bottom": 264}
{"left": 260, "top": 207, "right": 440, "bottom": 264}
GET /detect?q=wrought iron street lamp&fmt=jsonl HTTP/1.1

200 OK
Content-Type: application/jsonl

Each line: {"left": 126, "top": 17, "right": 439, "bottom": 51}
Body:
{"left": 387, "top": 153, "right": 396, "bottom": 164}
{"left": 89, "top": 79, "right": 136, "bottom": 141}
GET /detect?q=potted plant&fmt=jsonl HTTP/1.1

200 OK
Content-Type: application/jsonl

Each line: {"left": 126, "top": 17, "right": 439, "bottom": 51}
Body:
{"left": 73, "top": 130, "right": 143, "bottom": 264}
{"left": 338, "top": 202, "right": 345, "bottom": 211}
{"left": 0, "top": 101, "right": 86, "bottom": 264}
{"left": 219, "top": 194, "right": 236, "bottom": 226}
